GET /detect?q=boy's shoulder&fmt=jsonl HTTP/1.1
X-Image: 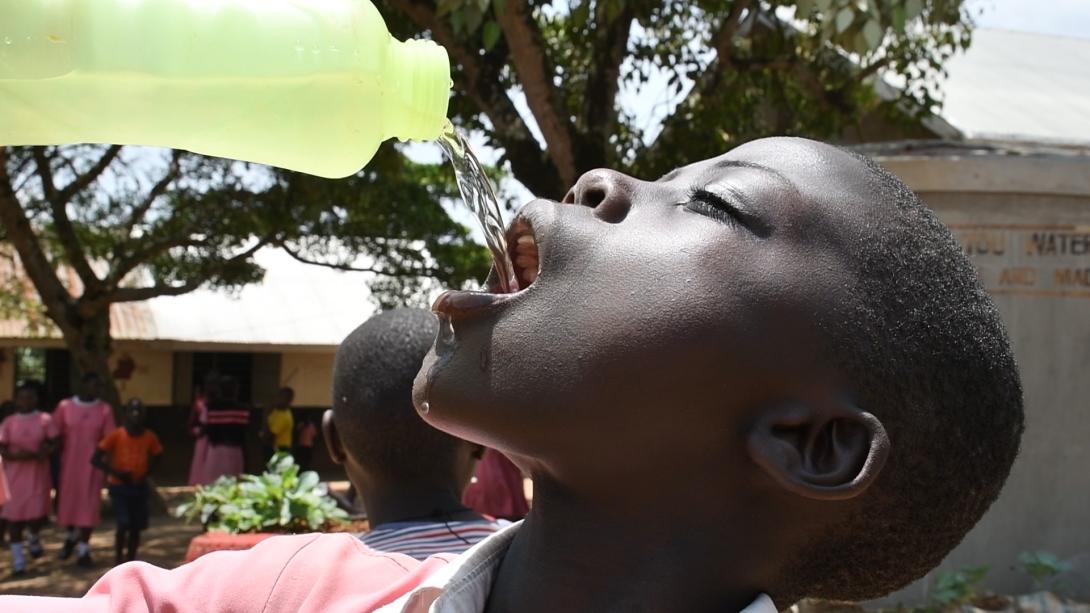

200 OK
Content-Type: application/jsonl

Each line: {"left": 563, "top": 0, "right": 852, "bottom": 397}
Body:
{"left": 0, "top": 533, "right": 456, "bottom": 613}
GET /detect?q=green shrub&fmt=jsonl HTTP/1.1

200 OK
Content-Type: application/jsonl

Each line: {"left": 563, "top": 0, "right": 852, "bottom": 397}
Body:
{"left": 176, "top": 453, "right": 347, "bottom": 534}
{"left": 1018, "top": 550, "right": 1072, "bottom": 593}
{"left": 929, "top": 565, "right": 990, "bottom": 610}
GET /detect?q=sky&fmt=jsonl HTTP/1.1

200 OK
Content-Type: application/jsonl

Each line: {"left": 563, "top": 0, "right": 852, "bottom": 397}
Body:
{"left": 429, "top": 0, "right": 1090, "bottom": 243}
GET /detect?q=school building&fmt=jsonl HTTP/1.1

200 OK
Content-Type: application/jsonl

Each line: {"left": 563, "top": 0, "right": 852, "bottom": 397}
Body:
{"left": 0, "top": 248, "right": 377, "bottom": 481}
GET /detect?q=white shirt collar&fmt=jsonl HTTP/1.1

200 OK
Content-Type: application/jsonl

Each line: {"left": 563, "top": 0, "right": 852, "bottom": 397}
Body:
{"left": 376, "top": 521, "right": 778, "bottom": 613}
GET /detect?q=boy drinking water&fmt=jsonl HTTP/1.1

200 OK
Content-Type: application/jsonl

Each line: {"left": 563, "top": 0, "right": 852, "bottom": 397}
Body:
{"left": 92, "top": 399, "right": 163, "bottom": 565}
{"left": 0, "top": 137, "right": 1023, "bottom": 611}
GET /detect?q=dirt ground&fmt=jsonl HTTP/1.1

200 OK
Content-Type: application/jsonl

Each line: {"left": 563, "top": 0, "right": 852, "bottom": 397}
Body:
{"left": 0, "top": 487, "right": 202, "bottom": 597}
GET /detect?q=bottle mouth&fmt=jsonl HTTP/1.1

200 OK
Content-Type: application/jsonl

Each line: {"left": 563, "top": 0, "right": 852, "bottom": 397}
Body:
{"left": 388, "top": 38, "right": 451, "bottom": 142}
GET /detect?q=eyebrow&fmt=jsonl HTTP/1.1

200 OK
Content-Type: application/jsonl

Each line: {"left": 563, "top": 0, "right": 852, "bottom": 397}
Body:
{"left": 656, "top": 159, "right": 792, "bottom": 186}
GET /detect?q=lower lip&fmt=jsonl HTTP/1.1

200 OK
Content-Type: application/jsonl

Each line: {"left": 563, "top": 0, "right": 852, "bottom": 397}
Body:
{"left": 432, "top": 290, "right": 512, "bottom": 320}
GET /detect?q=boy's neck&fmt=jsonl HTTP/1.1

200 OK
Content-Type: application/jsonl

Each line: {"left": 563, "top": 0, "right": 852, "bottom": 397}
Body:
{"left": 360, "top": 477, "right": 483, "bottom": 527}
{"left": 484, "top": 479, "right": 767, "bottom": 613}
{"left": 125, "top": 424, "right": 145, "bottom": 436}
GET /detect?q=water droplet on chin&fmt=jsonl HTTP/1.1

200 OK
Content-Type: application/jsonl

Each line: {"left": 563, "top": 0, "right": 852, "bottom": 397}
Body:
{"left": 420, "top": 401, "right": 430, "bottom": 415}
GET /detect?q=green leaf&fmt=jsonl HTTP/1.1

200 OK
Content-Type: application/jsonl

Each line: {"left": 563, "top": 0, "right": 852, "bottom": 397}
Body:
{"left": 904, "top": 0, "right": 923, "bottom": 20}
{"left": 482, "top": 21, "right": 502, "bottom": 51}
{"left": 835, "top": 7, "right": 854, "bottom": 33}
{"left": 796, "top": 0, "right": 815, "bottom": 17}
{"left": 815, "top": 0, "right": 833, "bottom": 11}
{"left": 862, "top": 18, "right": 882, "bottom": 50}
{"left": 436, "top": 0, "right": 461, "bottom": 18}
{"left": 491, "top": 0, "right": 505, "bottom": 18}
{"left": 464, "top": 5, "right": 484, "bottom": 34}
{"left": 296, "top": 471, "right": 320, "bottom": 493}
{"left": 892, "top": 5, "right": 906, "bottom": 32}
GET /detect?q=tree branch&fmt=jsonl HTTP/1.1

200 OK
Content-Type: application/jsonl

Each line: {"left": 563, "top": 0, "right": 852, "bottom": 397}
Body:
{"left": 124, "top": 149, "right": 183, "bottom": 237}
{"left": 56, "top": 145, "right": 122, "bottom": 204}
{"left": 107, "top": 236, "right": 206, "bottom": 288}
{"left": 280, "top": 244, "right": 443, "bottom": 278}
{"left": 0, "top": 149, "right": 77, "bottom": 335}
{"left": 495, "top": 0, "right": 579, "bottom": 186}
{"left": 385, "top": 0, "right": 563, "bottom": 197}
{"left": 31, "top": 147, "right": 102, "bottom": 288}
{"left": 646, "top": 0, "right": 752, "bottom": 154}
{"left": 104, "top": 237, "right": 270, "bottom": 305}
{"left": 578, "top": 1, "right": 638, "bottom": 169}
{"left": 106, "top": 278, "right": 206, "bottom": 303}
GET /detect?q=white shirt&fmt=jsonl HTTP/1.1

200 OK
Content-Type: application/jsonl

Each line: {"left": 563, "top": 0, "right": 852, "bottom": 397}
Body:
{"left": 378, "top": 521, "right": 778, "bottom": 613}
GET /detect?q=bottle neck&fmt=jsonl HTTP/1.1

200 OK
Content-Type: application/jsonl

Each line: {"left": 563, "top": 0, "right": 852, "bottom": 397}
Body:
{"left": 385, "top": 38, "right": 451, "bottom": 142}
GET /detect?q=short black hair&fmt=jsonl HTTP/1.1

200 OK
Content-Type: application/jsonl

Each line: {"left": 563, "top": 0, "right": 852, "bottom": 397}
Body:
{"left": 15, "top": 379, "right": 41, "bottom": 399}
{"left": 776, "top": 152, "right": 1024, "bottom": 602}
{"left": 332, "top": 308, "right": 462, "bottom": 482}
{"left": 278, "top": 387, "right": 295, "bottom": 403}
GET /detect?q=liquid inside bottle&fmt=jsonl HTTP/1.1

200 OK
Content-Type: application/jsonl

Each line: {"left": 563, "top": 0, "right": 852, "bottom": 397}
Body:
{"left": 437, "top": 121, "right": 518, "bottom": 294}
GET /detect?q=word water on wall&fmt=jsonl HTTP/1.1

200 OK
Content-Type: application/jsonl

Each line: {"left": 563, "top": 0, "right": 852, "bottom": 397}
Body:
{"left": 952, "top": 224, "right": 1090, "bottom": 298}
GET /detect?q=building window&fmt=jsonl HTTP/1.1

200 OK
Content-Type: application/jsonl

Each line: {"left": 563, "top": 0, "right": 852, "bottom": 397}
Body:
{"left": 14, "top": 347, "right": 46, "bottom": 386}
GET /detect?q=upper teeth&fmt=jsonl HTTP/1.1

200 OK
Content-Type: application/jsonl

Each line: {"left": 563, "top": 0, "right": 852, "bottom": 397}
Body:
{"left": 514, "top": 231, "right": 539, "bottom": 285}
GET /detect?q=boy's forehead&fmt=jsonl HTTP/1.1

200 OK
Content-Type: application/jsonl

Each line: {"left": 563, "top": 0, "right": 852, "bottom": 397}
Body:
{"left": 665, "top": 137, "right": 861, "bottom": 181}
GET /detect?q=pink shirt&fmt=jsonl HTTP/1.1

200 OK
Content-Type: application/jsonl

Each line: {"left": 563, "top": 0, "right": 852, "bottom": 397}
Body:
{"left": 0, "top": 522, "right": 776, "bottom": 613}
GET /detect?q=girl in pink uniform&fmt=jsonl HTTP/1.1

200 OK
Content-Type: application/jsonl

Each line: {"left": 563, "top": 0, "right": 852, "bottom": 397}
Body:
{"left": 54, "top": 373, "right": 115, "bottom": 567}
{"left": 0, "top": 381, "right": 59, "bottom": 575}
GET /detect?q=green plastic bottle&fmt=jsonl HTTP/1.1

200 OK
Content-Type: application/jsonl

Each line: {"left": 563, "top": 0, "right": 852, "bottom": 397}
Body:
{"left": 0, "top": 0, "right": 450, "bottom": 178}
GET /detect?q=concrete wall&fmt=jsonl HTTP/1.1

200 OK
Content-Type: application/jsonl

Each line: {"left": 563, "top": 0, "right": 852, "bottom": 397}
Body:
{"left": 876, "top": 154, "right": 1090, "bottom": 602}
{"left": 280, "top": 351, "right": 335, "bottom": 407}
{"left": 109, "top": 345, "right": 174, "bottom": 406}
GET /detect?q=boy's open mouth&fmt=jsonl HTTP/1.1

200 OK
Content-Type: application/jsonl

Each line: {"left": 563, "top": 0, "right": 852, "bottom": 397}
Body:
{"left": 434, "top": 214, "right": 542, "bottom": 320}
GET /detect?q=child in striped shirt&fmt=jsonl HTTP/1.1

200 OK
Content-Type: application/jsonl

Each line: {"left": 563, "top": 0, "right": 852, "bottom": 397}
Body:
{"left": 322, "top": 308, "right": 503, "bottom": 559}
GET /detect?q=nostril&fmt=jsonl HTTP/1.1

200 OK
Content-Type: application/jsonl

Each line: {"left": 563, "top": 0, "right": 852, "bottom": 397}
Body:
{"left": 567, "top": 169, "right": 634, "bottom": 223}
{"left": 581, "top": 185, "right": 608, "bottom": 209}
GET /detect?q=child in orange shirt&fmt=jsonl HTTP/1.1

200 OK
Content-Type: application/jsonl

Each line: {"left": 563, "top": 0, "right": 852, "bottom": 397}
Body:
{"left": 93, "top": 399, "right": 163, "bottom": 565}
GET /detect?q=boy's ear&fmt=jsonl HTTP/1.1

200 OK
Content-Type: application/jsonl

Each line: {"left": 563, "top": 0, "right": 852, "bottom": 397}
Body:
{"left": 322, "top": 409, "right": 347, "bottom": 465}
{"left": 746, "top": 402, "right": 889, "bottom": 501}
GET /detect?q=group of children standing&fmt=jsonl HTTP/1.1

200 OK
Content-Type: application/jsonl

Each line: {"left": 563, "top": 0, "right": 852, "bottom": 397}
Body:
{"left": 0, "top": 373, "right": 163, "bottom": 575}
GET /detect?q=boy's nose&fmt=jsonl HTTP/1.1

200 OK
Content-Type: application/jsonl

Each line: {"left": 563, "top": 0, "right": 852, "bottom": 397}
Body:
{"left": 562, "top": 169, "right": 633, "bottom": 223}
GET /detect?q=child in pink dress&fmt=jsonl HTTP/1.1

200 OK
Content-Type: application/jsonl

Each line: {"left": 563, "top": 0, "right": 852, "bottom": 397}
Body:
{"left": 186, "top": 387, "right": 210, "bottom": 486}
{"left": 54, "top": 373, "right": 115, "bottom": 567}
{"left": 0, "top": 381, "right": 59, "bottom": 575}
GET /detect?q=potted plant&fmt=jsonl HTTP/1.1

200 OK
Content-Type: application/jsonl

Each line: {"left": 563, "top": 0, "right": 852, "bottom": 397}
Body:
{"left": 177, "top": 453, "right": 348, "bottom": 562}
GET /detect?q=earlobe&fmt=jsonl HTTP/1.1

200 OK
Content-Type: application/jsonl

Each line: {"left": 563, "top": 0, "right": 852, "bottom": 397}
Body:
{"left": 322, "top": 410, "right": 347, "bottom": 465}
{"left": 747, "top": 403, "right": 890, "bottom": 501}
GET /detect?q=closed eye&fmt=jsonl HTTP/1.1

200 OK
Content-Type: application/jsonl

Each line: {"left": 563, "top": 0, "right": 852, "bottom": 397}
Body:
{"left": 685, "top": 187, "right": 743, "bottom": 226}
{"left": 683, "top": 186, "right": 770, "bottom": 237}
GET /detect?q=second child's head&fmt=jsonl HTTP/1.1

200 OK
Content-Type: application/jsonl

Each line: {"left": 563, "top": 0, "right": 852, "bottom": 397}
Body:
{"left": 325, "top": 308, "right": 483, "bottom": 496}
{"left": 275, "top": 387, "right": 295, "bottom": 409}
{"left": 14, "top": 380, "right": 40, "bottom": 413}
{"left": 414, "top": 137, "right": 1024, "bottom": 604}
{"left": 80, "top": 372, "right": 102, "bottom": 401}
{"left": 124, "top": 398, "right": 147, "bottom": 432}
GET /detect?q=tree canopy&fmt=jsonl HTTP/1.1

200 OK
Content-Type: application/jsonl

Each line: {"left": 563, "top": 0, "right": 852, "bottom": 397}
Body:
{"left": 0, "top": 143, "right": 490, "bottom": 404}
{"left": 380, "top": 0, "right": 970, "bottom": 198}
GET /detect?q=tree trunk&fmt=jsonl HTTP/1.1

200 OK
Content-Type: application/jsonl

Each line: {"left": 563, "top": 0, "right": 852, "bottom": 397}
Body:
{"left": 64, "top": 308, "right": 122, "bottom": 413}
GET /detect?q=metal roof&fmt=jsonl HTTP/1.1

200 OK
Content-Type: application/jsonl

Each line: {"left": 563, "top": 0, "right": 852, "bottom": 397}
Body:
{"left": 937, "top": 28, "right": 1090, "bottom": 145}
{"left": 0, "top": 248, "right": 378, "bottom": 349}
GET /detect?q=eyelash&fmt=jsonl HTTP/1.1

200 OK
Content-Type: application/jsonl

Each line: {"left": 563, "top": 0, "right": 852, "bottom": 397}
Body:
{"left": 685, "top": 186, "right": 740, "bottom": 226}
